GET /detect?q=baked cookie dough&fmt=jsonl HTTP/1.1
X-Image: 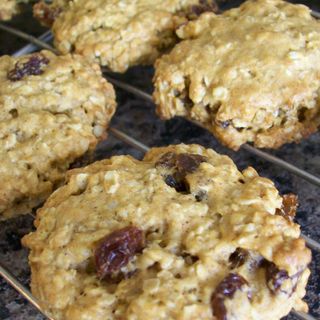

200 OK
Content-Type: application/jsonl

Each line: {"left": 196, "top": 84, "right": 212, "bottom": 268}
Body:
{"left": 23, "top": 144, "right": 311, "bottom": 320}
{"left": 153, "top": 0, "right": 320, "bottom": 150}
{"left": 36, "top": 0, "right": 219, "bottom": 72}
{"left": 0, "top": 0, "right": 22, "bottom": 20}
{"left": 0, "top": 50, "right": 116, "bottom": 219}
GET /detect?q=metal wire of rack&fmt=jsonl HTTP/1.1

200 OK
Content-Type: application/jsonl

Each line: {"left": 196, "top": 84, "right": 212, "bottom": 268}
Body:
{"left": 0, "top": 5, "right": 320, "bottom": 320}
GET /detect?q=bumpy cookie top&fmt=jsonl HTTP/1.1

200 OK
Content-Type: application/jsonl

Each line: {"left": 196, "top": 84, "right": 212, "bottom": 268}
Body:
{"left": 0, "top": 51, "right": 116, "bottom": 219}
{"left": 46, "top": 0, "right": 219, "bottom": 72}
{"left": 0, "top": 0, "right": 20, "bottom": 20}
{"left": 23, "top": 144, "right": 311, "bottom": 320}
{"left": 154, "top": 0, "right": 320, "bottom": 150}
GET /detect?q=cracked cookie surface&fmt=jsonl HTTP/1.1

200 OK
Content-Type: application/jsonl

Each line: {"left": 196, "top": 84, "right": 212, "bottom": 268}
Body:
{"left": 41, "top": 0, "right": 219, "bottom": 72}
{"left": 154, "top": 0, "right": 320, "bottom": 150}
{"left": 0, "top": 50, "right": 116, "bottom": 219}
{"left": 23, "top": 144, "right": 311, "bottom": 320}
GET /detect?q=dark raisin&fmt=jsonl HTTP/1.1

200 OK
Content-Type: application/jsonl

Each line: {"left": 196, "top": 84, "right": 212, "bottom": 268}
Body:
{"left": 9, "top": 109, "right": 18, "bottom": 118}
{"left": 263, "top": 261, "right": 289, "bottom": 293}
{"left": 164, "top": 173, "right": 189, "bottom": 193}
{"left": 298, "top": 107, "right": 308, "bottom": 122}
{"left": 215, "top": 273, "right": 248, "bottom": 298}
{"left": 157, "top": 152, "right": 207, "bottom": 194}
{"left": 94, "top": 226, "right": 145, "bottom": 280}
{"left": 275, "top": 193, "right": 298, "bottom": 222}
{"left": 176, "top": 153, "right": 207, "bottom": 174}
{"left": 263, "top": 260, "right": 303, "bottom": 296}
{"left": 155, "top": 152, "right": 177, "bottom": 168}
{"left": 211, "top": 273, "right": 249, "bottom": 320}
{"left": 34, "top": 2, "right": 63, "bottom": 27}
{"left": 195, "top": 190, "right": 207, "bottom": 201}
{"left": 7, "top": 54, "right": 50, "bottom": 81}
{"left": 229, "top": 248, "right": 249, "bottom": 269}
{"left": 42, "top": 6, "right": 62, "bottom": 26}
{"left": 180, "top": 76, "right": 193, "bottom": 108}
{"left": 156, "top": 152, "right": 206, "bottom": 173}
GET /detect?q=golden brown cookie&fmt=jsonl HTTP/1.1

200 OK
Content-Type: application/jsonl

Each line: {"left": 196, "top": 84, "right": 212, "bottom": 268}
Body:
{"left": 36, "top": 0, "right": 220, "bottom": 72}
{"left": 0, "top": 0, "right": 20, "bottom": 20}
{"left": 0, "top": 50, "right": 116, "bottom": 219}
{"left": 154, "top": 0, "right": 320, "bottom": 150}
{"left": 23, "top": 144, "right": 310, "bottom": 320}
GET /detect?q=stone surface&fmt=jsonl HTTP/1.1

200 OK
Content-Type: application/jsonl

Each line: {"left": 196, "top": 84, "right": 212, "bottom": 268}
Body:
{"left": 0, "top": 1, "right": 319, "bottom": 319}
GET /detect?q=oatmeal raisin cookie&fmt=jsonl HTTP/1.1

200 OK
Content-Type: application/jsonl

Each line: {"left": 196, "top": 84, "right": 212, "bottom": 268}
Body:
{"left": 154, "top": 0, "right": 320, "bottom": 149}
{"left": 23, "top": 144, "right": 311, "bottom": 320}
{"left": 39, "top": 0, "right": 220, "bottom": 72}
{"left": 0, "top": 50, "right": 116, "bottom": 219}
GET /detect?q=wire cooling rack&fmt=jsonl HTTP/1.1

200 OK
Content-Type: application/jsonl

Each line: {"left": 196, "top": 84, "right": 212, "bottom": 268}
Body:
{"left": 0, "top": 3, "right": 319, "bottom": 320}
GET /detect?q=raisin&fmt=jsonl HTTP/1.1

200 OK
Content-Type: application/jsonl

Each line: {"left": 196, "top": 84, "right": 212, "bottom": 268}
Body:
{"left": 298, "top": 107, "right": 308, "bottom": 122}
{"left": 155, "top": 152, "right": 176, "bottom": 168}
{"left": 94, "top": 226, "right": 145, "bottom": 280}
{"left": 195, "top": 190, "right": 207, "bottom": 201}
{"left": 33, "top": 2, "right": 63, "bottom": 27}
{"left": 263, "top": 261, "right": 289, "bottom": 294}
{"left": 211, "top": 273, "right": 249, "bottom": 320}
{"left": 275, "top": 194, "right": 298, "bottom": 222}
{"left": 229, "top": 248, "right": 249, "bottom": 269}
{"left": 156, "top": 152, "right": 207, "bottom": 193}
{"left": 164, "top": 173, "right": 189, "bottom": 193}
{"left": 179, "top": 76, "right": 193, "bottom": 108}
{"left": 7, "top": 54, "right": 49, "bottom": 81}
{"left": 9, "top": 109, "right": 18, "bottom": 118}
{"left": 261, "top": 260, "right": 303, "bottom": 296}
{"left": 156, "top": 152, "right": 207, "bottom": 173}
{"left": 176, "top": 153, "right": 207, "bottom": 174}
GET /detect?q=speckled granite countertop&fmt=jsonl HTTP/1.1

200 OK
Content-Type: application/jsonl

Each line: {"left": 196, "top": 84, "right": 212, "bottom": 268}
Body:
{"left": 0, "top": 2, "right": 319, "bottom": 320}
